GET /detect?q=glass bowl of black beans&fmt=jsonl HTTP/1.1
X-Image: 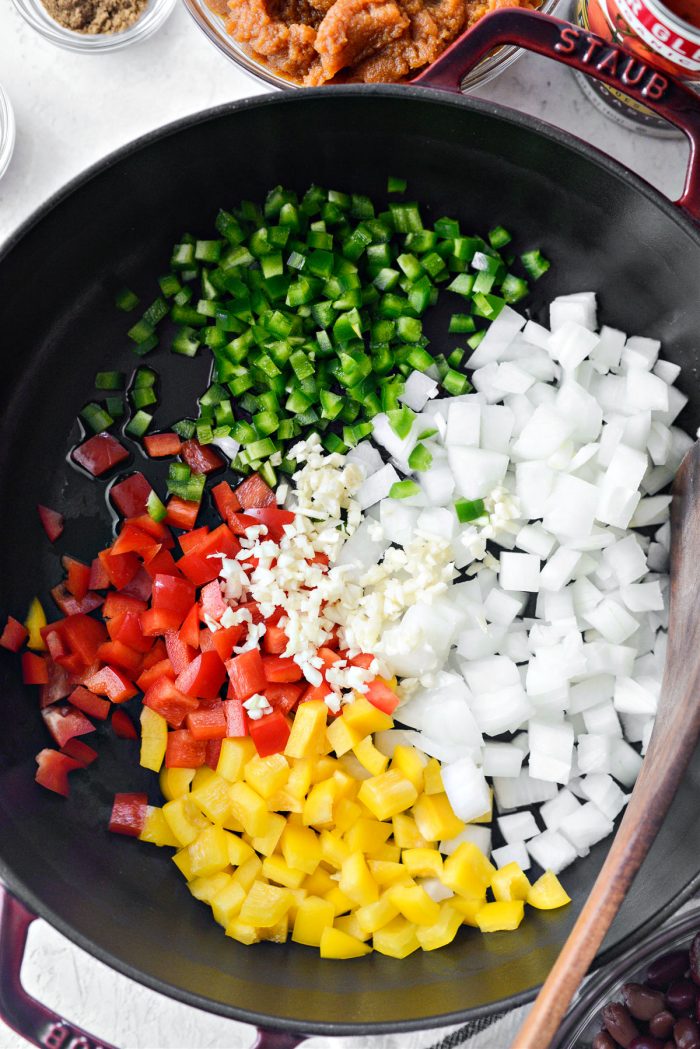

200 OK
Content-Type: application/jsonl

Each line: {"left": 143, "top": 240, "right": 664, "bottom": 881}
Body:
{"left": 553, "top": 903, "right": 700, "bottom": 1049}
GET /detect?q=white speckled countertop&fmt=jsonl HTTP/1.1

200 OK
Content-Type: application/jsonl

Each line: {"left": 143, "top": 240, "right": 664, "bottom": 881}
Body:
{"left": 0, "top": 3, "right": 689, "bottom": 1046}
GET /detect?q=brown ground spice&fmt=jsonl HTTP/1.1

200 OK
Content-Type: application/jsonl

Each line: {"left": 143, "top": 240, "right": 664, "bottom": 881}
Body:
{"left": 39, "top": 0, "right": 148, "bottom": 33}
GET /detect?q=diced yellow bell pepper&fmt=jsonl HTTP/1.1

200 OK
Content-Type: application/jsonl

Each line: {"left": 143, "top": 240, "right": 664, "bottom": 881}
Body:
{"left": 386, "top": 884, "right": 441, "bottom": 926}
{"left": 341, "top": 697, "right": 393, "bottom": 737}
{"left": 355, "top": 894, "right": 400, "bottom": 935}
{"left": 309, "top": 755, "right": 341, "bottom": 783}
{"left": 451, "top": 896, "right": 484, "bottom": 927}
{"left": 392, "top": 813, "right": 428, "bottom": 850}
{"left": 225, "top": 919, "right": 259, "bottom": 945}
{"left": 192, "top": 766, "right": 216, "bottom": 791}
{"left": 217, "top": 737, "right": 256, "bottom": 783}
{"left": 527, "top": 870, "right": 571, "bottom": 910}
{"left": 412, "top": 793, "right": 465, "bottom": 842}
{"left": 319, "top": 830, "right": 350, "bottom": 870}
{"left": 401, "top": 848, "right": 443, "bottom": 879}
{"left": 358, "top": 770, "right": 418, "bottom": 822}
{"left": 191, "top": 772, "right": 233, "bottom": 825}
{"left": 25, "top": 598, "right": 46, "bottom": 651}
{"left": 226, "top": 833, "right": 255, "bottom": 868}
{"left": 303, "top": 867, "right": 336, "bottom": 897}
{"left": 139, "top": 806, "right": 179, "bottom": 847}
{"left": 280, "top": 822, "right": 321, "bottom": 875}
{"left": 443, "top": 842, "right": 496, "bottom": 899}
{"left": 390, "top": 746, "right": 425, "bottom": 793}
{"left": 244, "top": 753, "right": 290, "bottom": 799}
{"left": 292, "top": 895, "right": 335, "bottom": 946}
{"left": 261, "top": 854, "right": 306, "bottom": 889}
{"left": 287, "top": 888, "right": 308, "bottom": 923}
{"left": 372, "top": 843, "right": 401, "bottom": 863}
{"left": 470, "top": 788, "right": 493, "bottom": 825}
{"left": 287, "top": 758, "right": 313, "bottom": 800}
{"left": 261, "top": 915, "right": 289, "bottom": 943}
{"left": 491, "top": 862, "right": 530, "bottom": 902}
{"left": 475, "top": 900, "right": 525, "bottom": 932}
{"left": 251, "top": 812, "right": 286, "bottom": 857}
{"left": 327, "top": 717, "right": 364, "bottom": 757}
{"left": 162, "top": 796, "right": 210, "bottom": 847}
{"left": 159, "top": 767, "right": 195, "bottom": 801}
{"left": 284, "top": 700, "right": 328, "bottom": 759}
{"left": 334, "top": 912, "right": 371, "bottom": 942}
{"left": 353, "top": 736, "right": 389, "bottom": 776}
{"left": 231, "top": 854, "right": 263, "bottom": 892}
{"left": 339, "top": 852, "right": 378, "bottom": 907}
{"left": 228, "top": 781, "right": 270, "bottom": 837}
{"left": 332, "top": 769, "right": 358, "bottom": 801}
{"left": 334, "top": 798, "right": 363, "bottom": 835}
{"left": 422, "top": 757, "right": 444, "bottom": 795}
{"left": 188, "top": 871, "right": 231, "bottom": 903}
{"left": 172, "top": 848, "right": 195, "bottom": 880}
{"left": 211, "top": 878, "right": 247, "bottom": 927}
{"left": 266, "top": 789, "right": 304, "bottom": 815}
{"left": 140, "top": 707, "right": 168, "bottom": 773}
{"left": 188, "top": 825, "right": 231, "bottom": 878}
{"left": 320, "top": 927, "right": 372, "bottom": 959}
{"left": 368, "top": 860, "right": 413, "bottom": 887}
{"left": 345, "top": 817, "right": 392, "bottom": 856}
{"left": 373, "top": 916, "right": 420, "bottom": 959}
{"left": 240, "top": 880, "right": 293, "bottom": 927}
{"left": 416, "top": 902, "right": 463, "bottom": 951}
{"left": 303, "top": 778, "right": 338, "bottom": 828}
{"left": 325, "top": 886, "right": 354, "bottom": 917}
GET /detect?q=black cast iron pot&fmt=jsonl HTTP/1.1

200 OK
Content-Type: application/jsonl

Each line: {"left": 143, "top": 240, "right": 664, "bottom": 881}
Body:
{"left": 1, "top": 10, "right": 700, "bottom": 1049}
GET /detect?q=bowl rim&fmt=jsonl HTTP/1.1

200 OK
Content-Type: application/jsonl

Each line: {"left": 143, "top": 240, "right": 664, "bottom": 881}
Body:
{"left": 0, "top": 84, "right": 16, "bottom": 182}
{"left": 9, "top": 0, "right": 176, "bottom": 52}
{"left": 1, "top": 87, "right": 699, "bottom": 1036}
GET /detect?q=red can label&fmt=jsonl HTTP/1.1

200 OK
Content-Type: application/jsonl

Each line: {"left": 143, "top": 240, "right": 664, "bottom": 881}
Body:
{"left": 615, "top": 0, "right": 700, "bottom": 70}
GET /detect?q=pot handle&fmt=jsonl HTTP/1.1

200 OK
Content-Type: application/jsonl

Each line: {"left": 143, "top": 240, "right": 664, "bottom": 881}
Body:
{"left": 0, "top": 885, "right": 307, "bottom": 1049}
{"left": 413, "top": 8, "right": 700, "bottom": 224}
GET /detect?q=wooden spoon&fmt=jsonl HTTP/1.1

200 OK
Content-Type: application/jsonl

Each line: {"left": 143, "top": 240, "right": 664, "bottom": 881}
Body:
{"left": 512, "top": 441, "right": 700, "bottom": 1049}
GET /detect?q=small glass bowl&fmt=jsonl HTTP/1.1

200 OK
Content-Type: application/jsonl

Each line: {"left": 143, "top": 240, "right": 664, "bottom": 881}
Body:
{"left": 182, "top": 0, "right": 562, "bottom": 93}
{"left": 11, "top": 0, "right": 176, "bottom": 52}
{"left": 0, "top": 84, "right": 16, "bottom": 182}
{"left": 553, "top": 902, "right": 700, "bottom": 1049}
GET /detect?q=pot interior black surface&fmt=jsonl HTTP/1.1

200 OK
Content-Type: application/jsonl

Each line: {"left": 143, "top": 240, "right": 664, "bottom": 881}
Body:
{"left": 1, "top": 90, "right": 700, "bottom": 1034}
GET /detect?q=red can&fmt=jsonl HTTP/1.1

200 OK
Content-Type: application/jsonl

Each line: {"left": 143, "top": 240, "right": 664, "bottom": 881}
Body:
{"left": 576, "top": 0, "right": 700, "bottom": 132}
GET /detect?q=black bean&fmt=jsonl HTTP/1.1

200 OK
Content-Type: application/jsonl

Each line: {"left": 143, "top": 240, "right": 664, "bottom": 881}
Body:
{"left": 648, "top": 953, "right": 690, "bottom": 990}
{"left": 603, "top": 1003, "right": 641, "bottom": 1047}
{"left": 667, "top": 981, "right": 698, "bottom": 1017}
{"left": 593, "top": 1033, "right": 619, "bottom": 1049}
{"left": 690, "top": 935, "right": 700, "bottom": 987}
{"left": 674, "top": 1018, "right": 700, "bottom": 1049}
{"left": 628, "top": 1037, "right": 666, "bottom": 1049}
{"left": 649, "top": 1011, "right": 676, "bottom": 1039}
{"left": 623, "top": 984, "right": 668, "bottom": 1021}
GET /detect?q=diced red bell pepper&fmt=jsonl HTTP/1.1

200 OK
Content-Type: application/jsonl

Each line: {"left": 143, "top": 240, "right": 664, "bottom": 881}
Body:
{"left": 103, "top": 592, "right": 147, "bottom": 622}
{"left": 365, "top": 678, "right": 400, "bottom": 715}
{"left": 22, "top": 651, "right": 49, "bottom": 685}
{"left": 187, "top": 703, "right": 227, "bottom": 740}
{"left": 205, "top": 738, "right": 222, "bottom": 770}
{"left": 96, "top": 639, "right": 142, "bottom": 676}
{"left": 60, "top": 738, "right": 98, "bottom": 766}
{"left": 60, "top": 614, "right": 108, "bottom": 667}
{"left": 143, "top": 432, "right": 182, "bottom": 458}
{"left": 324, "top": 628, "right": 341, "bottom": 651}
{"left": 238, "top": 600, "right": 264, "bottom": 624}
{"left": 142, "top": 638, "right": 167, "bottom": 667}
{"left": 300, "top": 681, "right": 333, "bottom": 704}
{"left": 39, "top": 659, "right": 72, "bottom": 707}
{"left": 142, "top": 548, "right": 182, "bottom": 581}
{"left": 266, "top": 607, "right": 285, "bottom": 626}
{"left": 199, "top": 629, "right": 215, "bottom": 652}
{"left": 222, "top": 697, "right": 249, "bottom": 737}
{"left": 264, "top": 682, "right": 302, "bottom": 716}
{"left": 85, "top": 664, "right": 138, "bottom": 704}
{"left": 68, "top": 685, "right": 110, "bottom": 720}
{"left": 177, "top": 526, "right": 240, "bottom": 587}
{"left": 317, "top": 647, "right": 342, "bottom": 670}
{"left": 98, "top": 548, "right": 140, "bottom": 590}
{"left": 249, "top": 710, "right": 291, "bottom": 758}
{"left": 50, "top": 584, "right": 104, "bottom": 617}
{"left": 152, "top": 574, "right": 195, "bottom": 624}
{"left": 175, "top": 650, "right": 226, "bottom": 701}
{"left": 0, "top": 616, "right": 28, "bottom": 652}
{"left": 210, "top": 624, "right": 245, "bottom": 662}
{"left": 262, "top": 625, "right": 288, "bottom": 655}
{"left": 165, "top": 629, "right": 195, "bottom": 675}
{"left": 179, "top": 526, "right": 210, "bottom": 555}
{"left": 226, "top": 648, "right": 267, "bottom": 702}
{"left": 349, "top": 652, "right": 375, "bottom": 669}
{"left": 136, "top": 657, "right": 175, "bottom": 692}
{"left": 178, "top": 605, "right": 201, "bottom": 649}
{"left": 165, "top": 729, "right": 206, "bottom": 769}
{"left": 143, "top": 675, "right": 198, "bottom": 728}
{"left": 35, "top": 749, "right": 83, "bottom": 796}
{"left": 72, "top": 433, "right": 129, "bottom": 477}
{"left": 114, "top": 611, "right": 153, "bottom": 653}
{"left": 126, "top": 514, "right": 175, "bottom": 549}
{"left": 262, "top": 655, "right": 303, "bottom": 683}
{"left": 112, "top": 709, "right": 137, "bottom": 739}
{"left": 120, "top": 567, "right": 153, "bottom": 603}
{"left": 211, "top": 480, "right": 240, "bottom": 520}
{"left": 234, "top": 473, "right": 276, "bottom": 510}
{"left": 42, "top": 704, "right": 95, "bottom": 748}
{"left": 37, "top": 504, "right": 65, "bottom": 543}
{"left": 140, "top": 608, "right": 182, "bottom": 636}
{"left": 165, "top": 497, "right": 200, "bottom": 532}
{"left": 62, "top": 557, "right": 91, "bottom": 601}
{"left": 180, "top": 440, "right": 224, "bottom": 475}
{"left": 110, "top": 473, "right": 154, "bottom": 519}
{"left": 245, "top": 507, "right": 295, "bottom": 542}
{"left": 200, "top": 580, "right": 226, "bottom": 624}
{"left": 88, "top": 557, "right": 111, "bottom": 591}
{"left": 109, "top": 792, "right": 148, "bottom": 836}
{"left": 111, "top": 523, "right": 161, "bottom": 562}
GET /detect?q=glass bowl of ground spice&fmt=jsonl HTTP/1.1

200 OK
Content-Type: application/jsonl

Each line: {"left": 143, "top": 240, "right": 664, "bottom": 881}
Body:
{"left": 11, "top": 0, "right": 175, "bottom": 51}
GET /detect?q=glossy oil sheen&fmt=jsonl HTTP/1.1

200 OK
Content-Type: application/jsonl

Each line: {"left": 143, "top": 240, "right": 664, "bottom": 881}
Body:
{"left": 0, "top": 90, "right": 699, "bottom": 1035}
